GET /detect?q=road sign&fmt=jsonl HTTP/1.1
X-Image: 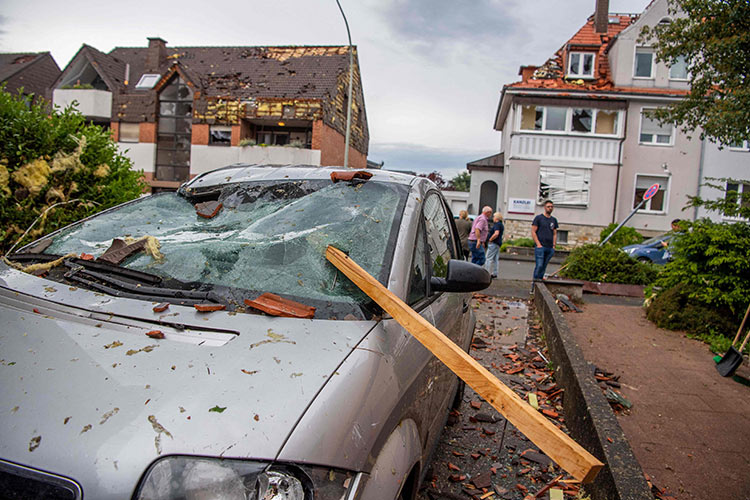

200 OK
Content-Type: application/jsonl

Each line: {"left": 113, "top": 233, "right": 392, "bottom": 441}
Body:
{"left": 643, "top": 183, "right": 660, "bottom": 201}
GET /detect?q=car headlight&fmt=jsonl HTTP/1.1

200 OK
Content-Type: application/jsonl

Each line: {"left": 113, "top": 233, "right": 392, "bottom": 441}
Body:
{"left": 134, "top": 456, "right": 358, "bottom": 500}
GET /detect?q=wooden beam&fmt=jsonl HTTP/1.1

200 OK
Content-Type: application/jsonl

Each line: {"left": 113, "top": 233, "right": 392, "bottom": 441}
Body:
{"left": 326, "top": 246, "right": 603, "bottom": 483}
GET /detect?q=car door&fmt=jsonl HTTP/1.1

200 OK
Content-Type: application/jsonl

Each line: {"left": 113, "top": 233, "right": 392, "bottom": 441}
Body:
{"left": 420, "top": 193, "right": 469, "bottom": 435}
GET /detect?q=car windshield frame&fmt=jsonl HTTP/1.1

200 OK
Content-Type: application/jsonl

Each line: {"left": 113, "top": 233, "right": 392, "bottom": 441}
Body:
{"left": 26, "top": 178, "right": 409, "bottom": 319}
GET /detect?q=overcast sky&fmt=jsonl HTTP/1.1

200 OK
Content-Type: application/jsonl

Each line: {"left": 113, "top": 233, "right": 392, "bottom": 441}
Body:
{"left": 0, "top": 0, "right": 650, "bottom": 179}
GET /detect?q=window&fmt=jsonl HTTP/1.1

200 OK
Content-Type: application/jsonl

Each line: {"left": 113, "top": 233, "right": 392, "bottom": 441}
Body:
{"left": 519, "top": 106, "right": 619, "bottom": 136}
{"left": 545, "top": 107, "right": 567, "bottom": 131}
{"left": 640, "top": 110, "right": 673, "bottom": 145}
{"left": 538, "top": 167, "right": 591, "bottom": 206}
{"left": 407, "top": 219, "right": 428, "bottom": 306}
{"left": 634, "top": 48, "right": 654, "bottom": 78}
{"left": 156, "top": 76, "right": 192, "bottom": 182}
{"left": 556, "top": 230, "right": 569, "bottom": 245}
{"left": 669, "top": 55, "right": 688, "bottom": 80}
{"left": 119, "top": 123, "right": 139, "bottom": 143}
{"left": 568, "top": 52, "right": 595, "bottom": 78}
{"left": 729, "top": 140, "right": 749, "bottom": 150}
{"left": 724, "top": 182, "right": 750, "bottom": 220}
{"left": 423, "top": 193, "right": 455, "bottom": 284}
{"left": 595, "top": 110, "right": 618, "bottom": 135}
{"left": 571, "top": 109, "right": 593, "bottom": 133}
{"left": 520, "top": 105, "right": 543, "bottom": 131}
{"left": 633, "top": 175, "right": 668, "bottom": 212}
{"left": 209, "top": 125, "right": 232, "bottom": 146}
{"left": 135, "top": 74, "right": 161, "bottom": 89}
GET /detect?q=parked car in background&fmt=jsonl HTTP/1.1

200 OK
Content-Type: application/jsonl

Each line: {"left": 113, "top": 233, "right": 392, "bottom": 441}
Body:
{"left": 0, "top": 165, "right": 490, "bottom": 500}
{"left": 622, "top": 233, "right": 674, "bottom": 264}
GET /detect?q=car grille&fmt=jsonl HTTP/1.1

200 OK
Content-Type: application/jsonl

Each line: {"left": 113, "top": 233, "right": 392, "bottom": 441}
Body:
{"left": 0, "top": 459, "right": 81, "bottom": 500}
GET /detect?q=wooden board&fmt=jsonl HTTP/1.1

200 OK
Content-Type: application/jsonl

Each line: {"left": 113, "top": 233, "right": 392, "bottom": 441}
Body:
{"left": 326, "top": 246, "right": 603, "bottom": 483}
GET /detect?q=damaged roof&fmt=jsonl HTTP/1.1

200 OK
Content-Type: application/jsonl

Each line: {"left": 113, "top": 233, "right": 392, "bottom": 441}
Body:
{"left": 106, "top": 44, "right": 353, "bottom": 100}
{"left": 0, "top": 52, "right": 60, "bottom": 96}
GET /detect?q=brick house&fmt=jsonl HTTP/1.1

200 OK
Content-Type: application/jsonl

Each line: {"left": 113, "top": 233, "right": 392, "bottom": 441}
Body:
{"left": 52, "top": 38, "right": 369, "bottom": 190}
{"left": 0, "top": 52, "right": 60, "bottom": 100}
{"left": 482, "top": 0, "right": 749, "bottom": 245}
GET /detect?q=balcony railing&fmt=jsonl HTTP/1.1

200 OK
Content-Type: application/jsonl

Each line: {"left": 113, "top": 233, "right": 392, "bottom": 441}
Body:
{"left": 511, "top": 134, "right": 620, "bottom": 164}
{"left": 53, "top": 89, "right": 112, "bottom": 120}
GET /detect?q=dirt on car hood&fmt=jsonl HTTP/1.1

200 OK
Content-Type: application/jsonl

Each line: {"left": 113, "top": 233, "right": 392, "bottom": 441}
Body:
{"left": 0, "top": 267, "right": 376, "bottom": 499}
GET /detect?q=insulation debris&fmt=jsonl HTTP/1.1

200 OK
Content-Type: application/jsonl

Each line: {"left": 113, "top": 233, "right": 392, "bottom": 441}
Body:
{"left": 3, "top": 253, "right": 77, "bottom": 274}
{"left": 0, "top": 160, "right": 10, "bottom": 196}
{"left": 244, "top": 292, "right": 315, "bottom": 319}
{"left": 11, "top": 159, "right": 51, "bottom": 196}
{"left": 50, "top": 135, "right": 86, "bottom": 174}
{"left": 123, "top": 236, "right": 163, "bottom": 261}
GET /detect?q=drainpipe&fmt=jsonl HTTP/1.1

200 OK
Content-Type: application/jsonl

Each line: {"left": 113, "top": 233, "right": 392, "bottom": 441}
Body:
{"left": 694, "top": 136, "right": 706, "bottom": 221}
{"left": 612, "top": 106, "right": 629, "bottom": 225}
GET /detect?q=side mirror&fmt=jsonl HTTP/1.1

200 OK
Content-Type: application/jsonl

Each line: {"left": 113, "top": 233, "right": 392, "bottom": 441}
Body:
{"left": 430, "top": 259, "right": 491, "bottom": 293}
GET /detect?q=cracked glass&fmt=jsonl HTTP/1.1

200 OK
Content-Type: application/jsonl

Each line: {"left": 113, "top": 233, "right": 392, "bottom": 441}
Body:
{"left": 45, "top": 179, "right": 408, "bottom": 310}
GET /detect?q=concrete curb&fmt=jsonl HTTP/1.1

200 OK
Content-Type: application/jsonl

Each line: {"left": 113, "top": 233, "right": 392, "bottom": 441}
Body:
{"left": 534, "top": 284, "right": 653, "bottom": 500}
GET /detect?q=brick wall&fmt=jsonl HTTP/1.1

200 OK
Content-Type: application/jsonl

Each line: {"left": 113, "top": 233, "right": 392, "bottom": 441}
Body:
{"left": 110, "top": 121, "right": 120, "bottom": 141}
{"left": 139, "top": 122, "right": 157, "bottom": 143}
{"left": 192, "top": 124, "right": 209, "bottom": 145}
{"left": 311, "top": 119, "right": 366, "bottom": 169}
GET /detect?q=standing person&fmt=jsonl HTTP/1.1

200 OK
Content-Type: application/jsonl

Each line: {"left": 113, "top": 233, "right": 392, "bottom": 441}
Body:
{"left": 468, "top": 206, "right": 492, "bottom": 266}
{"left": 455, "top": 210, "right": 472, "bottom": 260}
{"left": 531, "top": 200, "right": 558, "bottom": 286}
{"left": 485, "top": 212, "right": 504, "bottom": 278}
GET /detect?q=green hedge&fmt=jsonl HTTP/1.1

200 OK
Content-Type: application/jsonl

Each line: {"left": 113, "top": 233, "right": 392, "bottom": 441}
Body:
{"left": 599, "top": 222, "right": 644, "bottom": 247}
{"left": 0, "top": 87, "right": 145, "bottom": 254}
{"left": 558, "top": 244, "right": 659, "bottom": 285}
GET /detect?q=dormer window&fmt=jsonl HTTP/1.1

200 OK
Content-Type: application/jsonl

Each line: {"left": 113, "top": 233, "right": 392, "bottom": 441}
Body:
{"left": 568, "top": 52, "right": 595, "bottom": 78}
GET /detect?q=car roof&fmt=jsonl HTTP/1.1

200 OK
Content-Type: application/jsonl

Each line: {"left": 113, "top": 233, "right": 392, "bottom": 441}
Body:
{"left": 184, "top": 164, "right": 419, "bottom": 191}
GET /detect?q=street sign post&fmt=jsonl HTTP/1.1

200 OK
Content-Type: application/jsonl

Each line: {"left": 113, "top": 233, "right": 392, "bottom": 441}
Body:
{"left": 600, "top": 183, "right": 661, "bottom": 246}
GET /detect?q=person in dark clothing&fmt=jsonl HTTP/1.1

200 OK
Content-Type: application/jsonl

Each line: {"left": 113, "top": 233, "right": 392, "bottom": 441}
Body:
{"left": 455, "top": 210, "right": 473, "bottom": 260}
{"left": 531, "top": 200, "right": 558, "bottom": 284}
{"left": 485, "top": 212, "right": 504, "bottom": 278}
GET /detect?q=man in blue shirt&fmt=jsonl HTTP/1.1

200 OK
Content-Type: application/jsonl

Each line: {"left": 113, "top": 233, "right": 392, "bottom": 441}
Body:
{"left": 531, "top": 200, "right": 559, "bottom": 284}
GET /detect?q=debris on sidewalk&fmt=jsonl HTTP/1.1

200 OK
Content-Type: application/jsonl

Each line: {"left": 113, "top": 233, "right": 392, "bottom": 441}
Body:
{"left": 593, "top": 366, "right": 632, "bottom": 412}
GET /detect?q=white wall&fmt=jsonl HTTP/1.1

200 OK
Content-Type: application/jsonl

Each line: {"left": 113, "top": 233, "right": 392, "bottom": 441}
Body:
{"left": 190, "top": 145, "right": 322, "bottom": 176}
{"left": 441, "top": 190, "right": 469, "bottom": 216}
{"left": 53, "top": 89, "right": 112, "bottom": 119}
{"left": 117, "top": 142, "right": 155, "bottom": 174}
{"left": 697, "top": 141, "right": 750, "bottom": 222}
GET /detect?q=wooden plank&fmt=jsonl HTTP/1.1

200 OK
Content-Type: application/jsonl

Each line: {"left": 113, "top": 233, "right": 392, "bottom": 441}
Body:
{"left": 326, "top": 246, "right": 603, "bottom": 483}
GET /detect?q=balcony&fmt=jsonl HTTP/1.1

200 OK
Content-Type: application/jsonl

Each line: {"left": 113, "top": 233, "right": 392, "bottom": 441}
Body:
{"left": 191, "top": 145, "right": 322, "bottom": 176}
{"left": 53, "top": 89, "right": 112, "bottom": 120}
{"left": 511, "top": 134, "right": 620, "bottom": 164}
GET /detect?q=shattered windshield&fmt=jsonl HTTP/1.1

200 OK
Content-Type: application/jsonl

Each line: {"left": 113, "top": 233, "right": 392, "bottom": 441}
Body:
{"left": 44, "top": 179, "right": 408, "bottom": 314}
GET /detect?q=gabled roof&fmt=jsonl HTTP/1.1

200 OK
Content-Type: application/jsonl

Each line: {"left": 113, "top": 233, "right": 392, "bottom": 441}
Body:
{"left": 52, "top": 44, "right": 128, "bottom": 91}
{"left": 109, "top": 45, "right": 353, "bottom": 100}
{"left": 0, "top": 52, "right": 55, "bottom": 83}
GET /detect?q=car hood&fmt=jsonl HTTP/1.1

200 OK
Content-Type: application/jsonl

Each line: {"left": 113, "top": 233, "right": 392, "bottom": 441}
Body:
{"left": 0, "top": 266, "right": 376, "bottom": 498}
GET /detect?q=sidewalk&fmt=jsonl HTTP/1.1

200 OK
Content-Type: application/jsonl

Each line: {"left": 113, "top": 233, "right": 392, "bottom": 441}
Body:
{"left": 565, "top": 302, "right": 750, "bottom": 500}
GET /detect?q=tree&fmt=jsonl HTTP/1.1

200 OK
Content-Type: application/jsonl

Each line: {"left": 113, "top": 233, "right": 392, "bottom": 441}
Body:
{"left": 418, "top": 171, "right": 447, "bottom": 189}
{"left": 0, "top": 87, "right": 145, "bottom": 254}
{"left": 449, "top": 171, "right": 471, "bottom": 192}
{"left": 640, "top": 0, "right": 750, "bottom": 145}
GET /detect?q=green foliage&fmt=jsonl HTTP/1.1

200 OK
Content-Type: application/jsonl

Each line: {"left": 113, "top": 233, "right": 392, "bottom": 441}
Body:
{"left": 0, "top": 87, "right": 145, "bottom": 254}
{"left": 639, "top": 0, "right": 750, "bottom": 145}
{"left": 599, "top": 223, "right": 644, "bottom": 247}
{"left": 647, "top": 218, "right": 750, "bottom": 318}
{"left": 60, "top": 83, "right": 94, "bottom": 90}
{"left": 559, "top": 244, "right": 659, "bottom": 285}
{"left": 646, "top": 283, "right": 738, "bottom": 353}
{"left": 686, "top": 176, "right": 750, "bottom": 220}
{"left": 499, "top": 237, "right": 535, "bottom": 253}
{"left": 449, "top": 171, "right": 470, "bottom": 192}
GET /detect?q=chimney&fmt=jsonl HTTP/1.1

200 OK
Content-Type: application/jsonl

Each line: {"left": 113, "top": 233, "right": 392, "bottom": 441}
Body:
{"left": 594, "top": 0, "right": 609, "bottom": 33}
{"left": 519, "top": 65, "right": 538, "bottom": 82}
{"left": 145, "top": 37, "right": 167, "bottom": 72}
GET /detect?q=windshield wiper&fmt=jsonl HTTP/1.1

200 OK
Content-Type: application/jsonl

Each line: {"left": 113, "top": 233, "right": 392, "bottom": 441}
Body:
{"left": 63, "top": 263, "right": 223, "bottom": 305}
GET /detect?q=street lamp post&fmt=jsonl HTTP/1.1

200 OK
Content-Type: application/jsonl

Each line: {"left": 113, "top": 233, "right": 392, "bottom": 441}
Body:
{"left": 335, "top": 0, "right": 354, "bottom": 168}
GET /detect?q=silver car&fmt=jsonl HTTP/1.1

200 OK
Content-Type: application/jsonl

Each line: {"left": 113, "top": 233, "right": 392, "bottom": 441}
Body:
{"left": 0, "top": 165, "right": 489, "bottom": 500}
